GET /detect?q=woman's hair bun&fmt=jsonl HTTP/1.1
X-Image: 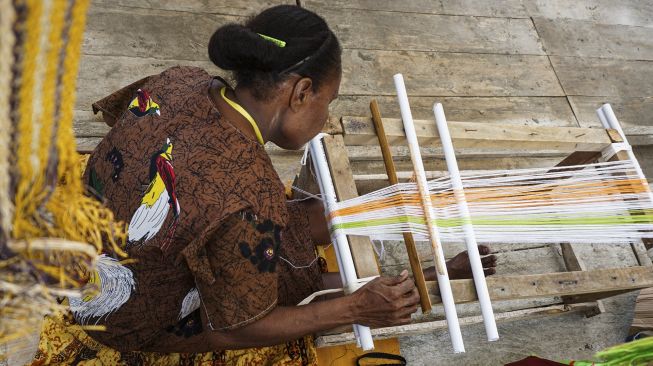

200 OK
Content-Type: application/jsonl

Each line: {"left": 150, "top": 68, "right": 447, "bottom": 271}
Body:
{"left": 208, "top": 23, "right": 284, "bottom": 72}
{"left": 207, "top": 5, "right": 341, "bottom": 99}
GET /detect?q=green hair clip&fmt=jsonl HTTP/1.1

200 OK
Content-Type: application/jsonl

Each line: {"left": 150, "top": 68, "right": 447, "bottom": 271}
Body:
{"left": 257, "top": 33, "right": 286, "bottom": 48}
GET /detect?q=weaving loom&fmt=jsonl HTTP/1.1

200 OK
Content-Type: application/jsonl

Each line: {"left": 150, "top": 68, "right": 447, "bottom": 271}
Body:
{"left": 295, "top": 75, "right": 653, "bottom": 352}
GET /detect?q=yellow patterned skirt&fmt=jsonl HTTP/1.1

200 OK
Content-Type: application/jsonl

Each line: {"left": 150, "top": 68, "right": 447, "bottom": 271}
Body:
{"left": 30, "top": 311, "right": 318, "bottom": 366}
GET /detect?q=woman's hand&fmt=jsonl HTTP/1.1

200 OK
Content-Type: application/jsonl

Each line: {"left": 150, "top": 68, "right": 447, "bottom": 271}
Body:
{"left": 348, "top": 270, "right": 420, "bottom": 327}
{"left": 424, "top": 245, "right": 497, "bottom": 281}
{"left": 200, "top": 271, "right": 419, "bottom": 352}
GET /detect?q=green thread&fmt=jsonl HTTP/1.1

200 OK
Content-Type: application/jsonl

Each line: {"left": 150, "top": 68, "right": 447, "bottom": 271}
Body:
{"left": 329, "top": 214, "right": 653, "bottom": 232}
{"left": 257, "top": 33, "right": 286, "bottom": 48}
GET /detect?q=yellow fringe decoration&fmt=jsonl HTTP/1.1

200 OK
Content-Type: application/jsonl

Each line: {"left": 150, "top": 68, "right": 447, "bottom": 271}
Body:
{"left": 1, "top": 0, "right": 127, "bottom": 358}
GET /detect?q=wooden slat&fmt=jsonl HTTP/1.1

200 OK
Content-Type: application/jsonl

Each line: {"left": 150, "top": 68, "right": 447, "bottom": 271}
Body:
{"left": 428, "top": 266, "right": 653, "bottom": 304}
{"left": 352, "top": 156, "right": 563, "bottom": 194}
{"left": 557, "top": 242, "right": 605, "bottom": 315}
{"left": 341, "top": 49, "right": 564, "bottom": 97}
{"left": 524, "top": 0, "right": 653, "bottom": 28}
{"left": 383, "top": 244, "right": 563, "bottom": 279}
{"left": 316, "top": 8, "right": 543, "bottom": 54}
{"left": 559, "top": 243, "right": 586, "bottom": 272}
{"left": 304, "top": 0, "right": 529, "bottom": 18}
{"left": 550, "top": 56, "right": 653, "bottom": 97}
{"left": 91, "top": 0, "right": 295, "bottom": 16}
{"left": 84, "top": 6, "right": 238, "bottom": 61}
{"left": 315, "top": 303, "right": 598, "bottom": 347}
{"left": 76, "top": 55, "right": 217, "bottom": 110}
{"left": 73, "top": 121, "right": 110, "bottom": 138}
{"left": 352, "top": 156, "right": 563, "bottom": 175}
{"left": 330, "top": 96, "right": 578, "bottom": 126}
{"left": 533, "top": 17, "right": 653, "bottom": 60}
{"left": 562, "top": 290, "right": 635, "bottom": 305}
{"left": 568, "top": 96, "right": 653, "bottom": 129}
{"left": 322, "top": 135, "right": 380, "bottom": 277}
{"left": 76, "top": 137, "right": 103, "bottom": 154}
{"left": 341, "top": 117, "right": 613, "bottom": 151}
{"left": 323, "top": 116, "right": 343, "bottom": 135}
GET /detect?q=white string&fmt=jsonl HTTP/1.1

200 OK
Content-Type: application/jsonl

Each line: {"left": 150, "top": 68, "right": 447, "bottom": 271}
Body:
{"left": 279, "top": 243, "right": 333, "bottom": 270}
{"left": 290, "top": 186, "right": 324, "bottom": 202}
{"left": 327, "top": 160, "right": 653, "bottom": 244}
{"left": 278, "top": 255, "right": 319, "bottom": 269}
{"left": 300, "top": 133, "right": 329, "bottom": 166}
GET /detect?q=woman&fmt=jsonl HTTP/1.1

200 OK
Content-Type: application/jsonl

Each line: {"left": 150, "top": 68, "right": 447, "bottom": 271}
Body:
{"left": 34, "top": 5, "right": 496, "bottom": 364}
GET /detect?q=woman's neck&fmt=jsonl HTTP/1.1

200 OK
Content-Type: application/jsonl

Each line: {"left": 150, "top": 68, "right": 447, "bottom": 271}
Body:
{"left": 232, "top": 87, "right": 277, "bottom": 142}
{"left": 209, "top": 79, "right": 278, "bottom": 144}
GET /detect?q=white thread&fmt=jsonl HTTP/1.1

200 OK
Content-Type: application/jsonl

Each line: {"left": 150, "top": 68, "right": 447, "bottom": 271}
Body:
{"left": 325, "top": 160, "right": 653, "bottom": 244}
{"left": 279, "top": 243, "right": 332, "bottom": 269}
{"left": 290, "top": 186, "right": 324, "bottom": 201}
{"left": 300, "top": 143, "right": 310, "bottom": 166}
{"left": 279, "top": 255, "right": 319, "bottom": 269}
{"left": 300, "top": 133, "right": 329, "bottom": 165}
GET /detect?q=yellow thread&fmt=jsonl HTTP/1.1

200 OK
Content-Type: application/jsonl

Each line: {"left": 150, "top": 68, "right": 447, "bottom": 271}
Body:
{"left": 220, "top": 86, "right": 265, "bottom": 145}
{"left": 13, "top": 0, "right": 43, "bottom": 239}
{"left": 2, "top": 0, "right": 128, "bottom": 351}
{"left": 0, "top": 0, "right": 16, "bottom": 236}
{"left": 36, "top": 0, "right": 65, "bottom": 181}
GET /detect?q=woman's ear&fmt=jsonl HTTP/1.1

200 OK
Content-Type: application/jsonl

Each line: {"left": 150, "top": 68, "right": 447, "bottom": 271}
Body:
{"left": 289, "top": 77, "right": 313, "bottom": 112}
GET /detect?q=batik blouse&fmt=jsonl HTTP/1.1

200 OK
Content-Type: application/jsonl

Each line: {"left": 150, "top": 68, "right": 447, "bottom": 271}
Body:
{"left": 78, "top": 66, "right": 323, "bottom": 352}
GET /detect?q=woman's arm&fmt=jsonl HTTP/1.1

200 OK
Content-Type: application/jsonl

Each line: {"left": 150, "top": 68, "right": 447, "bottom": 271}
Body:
{"left": 302, "top": 198, "right": 331, "bottom": 245}
{"left": 206, "top": 270, "right": 419, "bottom": 350}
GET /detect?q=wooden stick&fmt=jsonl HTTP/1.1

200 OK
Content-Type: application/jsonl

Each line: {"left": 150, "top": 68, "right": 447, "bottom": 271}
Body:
{"left": 393, "top": 74, "right": 464, "bottom": 353}
{"left": 370, "top": 99, "right": 432, "bottom": 313}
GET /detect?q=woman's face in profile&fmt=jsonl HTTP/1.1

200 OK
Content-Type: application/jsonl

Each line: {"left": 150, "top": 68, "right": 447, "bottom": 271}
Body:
{"left": 274, "top": 70, "right": 341, "bottom": 150}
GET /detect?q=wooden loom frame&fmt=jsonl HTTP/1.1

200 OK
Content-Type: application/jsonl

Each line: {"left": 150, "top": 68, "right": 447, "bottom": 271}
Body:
{"left": 293, "top": 110, "right": 653, "bottom": 348}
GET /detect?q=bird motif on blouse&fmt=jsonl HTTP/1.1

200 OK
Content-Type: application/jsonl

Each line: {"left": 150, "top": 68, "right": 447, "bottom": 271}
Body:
{"left": 128, "top": 89, "right": 161, "bottom": 117}
{"left": 127, "top": 138, "right": 180, "bottom": 251}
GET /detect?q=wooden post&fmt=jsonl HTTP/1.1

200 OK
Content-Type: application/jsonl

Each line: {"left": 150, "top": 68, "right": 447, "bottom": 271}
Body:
{"left": 322, "top": 134, "right": 381, "bottom": 278}
{"left": 370, "top": 99, "right": 432, "bottom": 313}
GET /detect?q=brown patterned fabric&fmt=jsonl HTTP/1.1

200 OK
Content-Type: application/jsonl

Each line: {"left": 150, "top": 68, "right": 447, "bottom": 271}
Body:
{"left": 32, "top": 309, "right": 318, "bottom": 365}
{"left": 78, "top": 66, "right": 323, "bottom": 353}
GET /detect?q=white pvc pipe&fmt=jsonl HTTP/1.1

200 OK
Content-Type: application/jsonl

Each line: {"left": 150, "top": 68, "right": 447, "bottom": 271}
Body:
{"left": 308, "top": 136, "right": 375, "bottom": 351}
{"left": 597, "top": 104, "right": 653, "bottom": 203}
{"left": 433, "top": 103, "right": 499, "bottom": 342}
{"left": 394, "top": 74, "right": 465, "bottom": 353}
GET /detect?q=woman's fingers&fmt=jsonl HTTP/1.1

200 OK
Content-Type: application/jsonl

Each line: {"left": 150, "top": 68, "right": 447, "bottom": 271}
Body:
{"left": 381, "top": 269, "right": 409, "bottom": 286}
{"left": 478, "top": 245, "right": 491, "bottom": 255}
{"left": 481, "top": 254, "right": 497, "bottom": 267}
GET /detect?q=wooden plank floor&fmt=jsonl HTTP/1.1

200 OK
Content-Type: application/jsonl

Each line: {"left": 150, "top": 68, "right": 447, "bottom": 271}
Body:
{"left": 76, "top": 1, "right": 653, "bottom": 364}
